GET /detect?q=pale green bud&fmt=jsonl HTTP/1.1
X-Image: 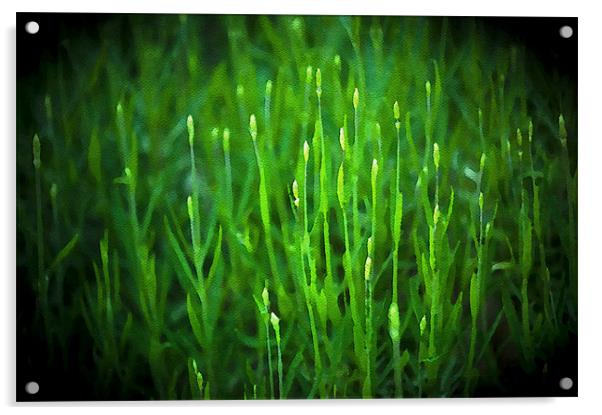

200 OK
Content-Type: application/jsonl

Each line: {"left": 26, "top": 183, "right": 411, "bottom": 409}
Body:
{"left": 32, "top": 134, "right": 41, "bottom": 169}
{"left": 270, "top": 312, "right": 280, "bottom": 328}
{"left": 291, "top": 17, "right": 302, "bottom": 33}
{"left": 270, "top": 312, "right": 281, "bottom": 343}
{"left": 337, "top": 163, "right": 345, "bottom": 208}
{"left": 433, "top": 204, "right": 441, "bottom": 225}
{"left": 425, "top": 81, "right": 431, "bottom": 100}
{"left": 187, "top": 115, "right": 194, "bottom": 147}
{"left": 292, "top": 179, "right": 299, "bottom": 200}
{"left": 316, "top": 68, "right": 322, "bottom": 98}
{"left": 50, "top": 183, "right": 57, "bottom": 202}
{"left": 559, "top": 114, "right": 567, "bottom": 144}
{"left": 371, "top": 158, "right": 378, "bottom": 186}
{"left": 364, "top": 256, "right": 372, "bottom": 281}
{"left": 420, "top": 315, "right": 427, "bottom": 336}
{"left": 353, "top": 88, "right": 359, "bottom": 110}
{"left": 516, "top": 128, "right": 523, "bottom": 147}
{"left": 211, "top": 127, "right": 219, "bottom": 142}
{"left": 367, "top": 236, "right": 374, "bottom": 257}
{"left": 333, "top": 55, "right": 341, "bottom": 71}
{"left": 393, "top": 101, "right": 400, "bottom": 121}
{"left": 303, "top": 140, "right": 310, "bottom": 164}
{"left": 187, "top": 195, "right": 194, "bottom": 222}
{"left": 339, "top": 127, "right": 345, "bottom": 151}
{"left": 528, "top": 120, "right": 533, "bottom": 143}
{"left": 479, "top": 192, "right": 484, "bottom": 211}
{"left": 223, "top": 128, "right": 230, "bottom": 153}
{"left": 236, "top": 84, "right": 244, "bottom": 99}
{"left": 292, "top": 179, "right": 300, "bottom": 208}
{"left": 249, "top": 114, "right": 257, "bottom": 141}
{"left": 433, "top": 143, "right": 440, "bottom": 170}
{"left": 265, "top": 80, "right": 273, "bottom": 98}
{"left": 305, "top": 66, "right": 313, "bottom": 85}
{"left": 262, "top": 285, "right": 270, "bottom": 310}
{"left": 388, "top": 302, "right": 400, "bottom": 342}
{"left": 480, "top": 153, "right": 486, "bottom": 172}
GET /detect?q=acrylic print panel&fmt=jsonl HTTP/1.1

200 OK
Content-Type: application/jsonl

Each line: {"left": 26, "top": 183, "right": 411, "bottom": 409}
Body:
{"left": 16, "top": 13, "right": 577, "bottom": 400}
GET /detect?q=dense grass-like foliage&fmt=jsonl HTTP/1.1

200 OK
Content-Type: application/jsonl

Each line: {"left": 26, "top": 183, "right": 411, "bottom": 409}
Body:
{"left": 17, "top": 15, "right": 577, "bottom": 399}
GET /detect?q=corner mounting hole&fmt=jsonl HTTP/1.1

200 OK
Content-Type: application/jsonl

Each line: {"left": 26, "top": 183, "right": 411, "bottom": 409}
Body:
{"left": 25, "top": 381, "right": 39, "bottom": 395}
{"left": 559, "top": 377, "right": 573, "bottom": 390}
{"left": 559, "top": 25, "right": 573, "bottom": 39}
{"left": 25, "top": 21, "right": 39, "bottom": 34}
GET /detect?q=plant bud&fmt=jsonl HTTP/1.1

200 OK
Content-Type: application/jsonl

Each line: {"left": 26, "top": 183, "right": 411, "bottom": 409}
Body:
{"left": 516, "top": 128, "right": 522, "bottom": 147}
{"left": 388, "top": 302, "right": 400, "bottom": 342}
{"left": 249, "top": 114, "right": 257, "bottom": 141}
{"left": 187, "top": 195, "right": 194, "bottom": 222}
{"left": 333, "top": 55, "right": 341, "bottom": 71}
{"left": 265, "top": 80, "right": 273, "bottom": 98}
{"left": 337, "top": 163, "right": 345, "bottom": 208}
{"left": 339, "top": 127, "right": 345, "bottom": 151}
{"left": 353, "top": 88, "right": 359, "bottom": 110}
{"left": 305, "top": 66, "right": 313, "bottom": 85}
{"left": 559, "top": 114, "right": 567, "bottom": 143}
{"left": 316, "top": 68, "right": 322, "bottom": 98}
{"left": 371, "top": 159, "right": 378, "bottom": 186}
{"left": 187, "top": 115, "right": 194, "bottom": 147}
{"left": 367, "top": 236, "right": 374, "bottom": 257}
{"left": 393, "top": 101, "right": 400, "bottom": 121}
{"left": 433, "top": 143, "right": 440, "bottom": 170}
{"left": 364, "top": 256, "right": 372, "bottom": 281}
{"left": 223, "top": 128, "right": 230, "bottom": 153}
{"left": 292, "top": 179, "right": 299, "bottom": 200}
{"left": 236, "top": 84, "right": 244, "bottom": 99}
{"left": 420, "top": 315, "right": 427, "bottom": 336}
{"left": 262, "top": 285, "right": 270, "bottom": 310}
{"left": 480, "top": 153, "right": 486, "bottom": 172}
{"left": 479, "top": 192, "right": 484, "bottom": 211}
{"left": 303, "top": 140, "right": 310, "bottom": 164}
{"left": 32, "top": 134, "right": 41, "bottom": 169}
{"left": 50, "top": 183, "right": 57, "bottom": 202}
{"left": 433, "top": 204, "right": 441, "bottom": 225}
{"left": 528, "top": 120, "right": 533, "bottom": 143}
{"left": 270, "top": 312, "right": 280, "bottom": 328}
{"left": 211, "top": 127, "right": 219, "bottom": 142}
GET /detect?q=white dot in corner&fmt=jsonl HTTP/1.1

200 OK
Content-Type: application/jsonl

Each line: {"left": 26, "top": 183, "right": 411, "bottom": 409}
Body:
{"left": 25, "top": 21, "right": 40, "bottom": 34}
{"left": 559, "top": 377, "right": 573, "bottom": 390}
{"left": 25, "top": 381, "right": 40, "bottom": 395}
{"left": 559, "top": 25, "right": 573, "bottom": 39}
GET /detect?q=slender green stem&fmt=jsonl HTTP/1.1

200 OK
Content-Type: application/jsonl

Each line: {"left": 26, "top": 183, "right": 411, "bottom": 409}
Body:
{"left": 270, "top": 312, "right": 284, "bottom": 399}
{"left": 249, "top": 115, "right": 279, "bottom": 284}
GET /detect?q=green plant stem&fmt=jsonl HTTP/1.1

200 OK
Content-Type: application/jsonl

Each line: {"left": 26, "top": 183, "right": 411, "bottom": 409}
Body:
{"left": 251, "top": 135, "right": 280, "bottom": 285}
{"left": 264, "top": 312, "right": 274, "bottom": 399}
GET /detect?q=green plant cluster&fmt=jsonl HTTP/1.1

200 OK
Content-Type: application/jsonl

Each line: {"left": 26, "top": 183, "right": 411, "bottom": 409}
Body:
{"left": 17, "top": 15, "right": 577, "bottom": 399}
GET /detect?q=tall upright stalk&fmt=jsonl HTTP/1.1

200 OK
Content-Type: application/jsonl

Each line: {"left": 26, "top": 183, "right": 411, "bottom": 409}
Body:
{"left": 316, "top": 69, "right": 334, "bottom": 287}
{"left": 389, "top": 101, "right": 404, "bottom": 397}
{"left": 270, "top": 312, "right": 284, "bottom": 399}
{"left": 249, "top": 114, "right": 280, "bottom": 285}
{"left": 337, "top": 130, "right": 363, "bottom": 371}
{"left": 262, "top": 285, "right": 275, "bottom": 399}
